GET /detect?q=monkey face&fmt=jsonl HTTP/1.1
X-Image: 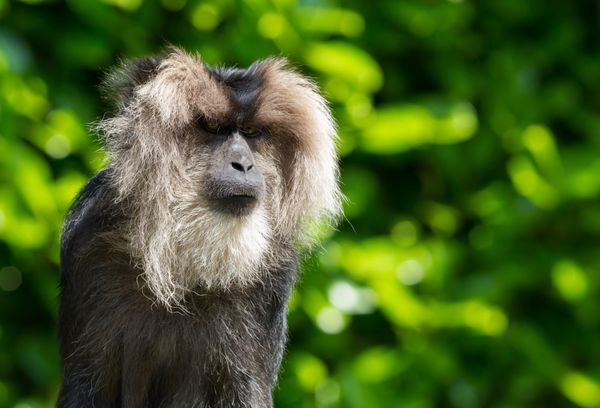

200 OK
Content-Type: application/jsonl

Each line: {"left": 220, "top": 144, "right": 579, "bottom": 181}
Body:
{"left": 201, "top": 126, "right": 265, "bottom": 216}
{"left": 191, "top": 65, "right": 275, "bottom": 218}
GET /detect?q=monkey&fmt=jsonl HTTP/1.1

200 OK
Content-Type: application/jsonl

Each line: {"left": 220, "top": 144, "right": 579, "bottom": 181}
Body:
{"left": 56, "top": 48, "right": 342, "bottom": 408}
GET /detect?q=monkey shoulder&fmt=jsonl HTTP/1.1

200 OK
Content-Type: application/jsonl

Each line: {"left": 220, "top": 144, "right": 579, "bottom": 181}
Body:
{"left": 60, "top": 169, "right": 119, "bottom": 283}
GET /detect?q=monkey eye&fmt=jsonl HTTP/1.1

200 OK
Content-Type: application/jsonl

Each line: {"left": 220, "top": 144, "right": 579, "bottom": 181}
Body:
{"left": 239, "top": 124, "right": 262, "bottom": 138}
{"left": 199, "top": 117, "right": 227, "bottom": 135}
{"left": 206, "top": 120, "right": 220, "bottom": 132}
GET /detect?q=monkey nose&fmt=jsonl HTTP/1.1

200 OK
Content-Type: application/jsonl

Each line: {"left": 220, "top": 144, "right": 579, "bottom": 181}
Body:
{"left": 231, "top": 157, "right": 254, "bottom": 173}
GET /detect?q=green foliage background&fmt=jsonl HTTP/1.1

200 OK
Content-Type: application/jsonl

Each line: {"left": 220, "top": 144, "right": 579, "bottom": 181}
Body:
{"left": 1, "top": 0, "right": 600, "bottom": 407}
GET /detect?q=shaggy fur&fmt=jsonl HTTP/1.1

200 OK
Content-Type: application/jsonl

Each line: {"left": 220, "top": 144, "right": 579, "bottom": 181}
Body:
{"left": 57, "top": 48, "right": 341, "bottom": 407}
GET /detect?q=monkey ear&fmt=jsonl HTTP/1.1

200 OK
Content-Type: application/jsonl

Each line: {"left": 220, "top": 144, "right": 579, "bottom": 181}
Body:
{"left": 102, "top": 56, "right": 164, "bottom": 108}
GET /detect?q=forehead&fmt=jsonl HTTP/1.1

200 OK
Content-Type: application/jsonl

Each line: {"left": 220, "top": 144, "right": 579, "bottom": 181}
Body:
{"left": 206, "top": 65, "right": 263, "bottom": 122}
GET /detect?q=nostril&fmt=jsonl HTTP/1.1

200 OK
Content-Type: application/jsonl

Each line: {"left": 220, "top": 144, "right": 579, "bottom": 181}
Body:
{"left": 247, "top": 164, "right": 253, "bottom": 171}
{"left": 231, "top": 162, "right": 245, "bottom": 172}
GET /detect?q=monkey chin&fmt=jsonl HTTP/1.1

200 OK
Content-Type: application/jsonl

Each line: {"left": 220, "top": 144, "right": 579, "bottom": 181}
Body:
{"left": 212, "top": 194, "right": 260, "bottom": 217}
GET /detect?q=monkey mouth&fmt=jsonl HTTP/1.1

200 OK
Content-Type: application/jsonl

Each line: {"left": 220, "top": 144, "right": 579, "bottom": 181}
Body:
{"left": 211, "top": 193, "right": 260, "bottom": 216}
{"left": 227, "top": 193, "right": 258, "bottom": 203}
{"left": 205, "top": 177, "right": 264, "bottom": 216}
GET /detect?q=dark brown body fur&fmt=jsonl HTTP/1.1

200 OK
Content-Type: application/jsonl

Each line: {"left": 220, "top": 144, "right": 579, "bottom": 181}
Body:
{"left": 57, "top": 171, "right": 297, "bottom": 407}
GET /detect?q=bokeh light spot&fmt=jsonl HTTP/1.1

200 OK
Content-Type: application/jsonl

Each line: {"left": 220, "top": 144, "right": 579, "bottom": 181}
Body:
{"left": 315, "top": 379, "right": 340, "bottom": 405}
{"left": 354, "top": 347, "right": 403, "bottom": 383}
{"left": 437, "top": 102, "right": 478, "bottom": 144}
{"left": 464, "top": 303, "right": 508, "bottom": 336}
{"left": 0, "top": 266, "right": 22, "bottom": 291}
{"left": 523, "top": 125, "right": 553, "bottom": 153}
{"left": 561, "top": 372, "right": 600, "bottom": 408}
{"left": 339, "top": 12, "right": 364, "bottom": 37}
{"left": 397, "top": 259, "right": 425, "bottom": 285}
{"left": 4, "top": 76, "right": 48, "bottom": 120}
{"left": 258, "top": 13, "right": 286, "bottom": 39}
{"left": 293, "top": 354, "right": 328, "bottom": 391}
{"left": 191, "top": 4, "right": 220, "bottom": 31}
{"left": 424, "top": 202, "right": 460, "bottom": 235}
{"left": 508, "top": 155, "right": 560, "bottom": 209}
{"left": 328, "top": 282, "right": 358, "bottom": 311}
{"left": 316, "top": 307, "right": 346, "bottom": 334}
{"left": 391, "top": 220, "right": 419, "bottom": 247}
{"left": 45, "top": 134, "right": 71, "bottom": 159}
{"left": 552, "top": 260, "right": 588, "bottom": 302}
{"left": 101, "top": 0, "right": 143, "bottom": 11}
{"left": 305, "top": 42, "right": 383, "bottom": 92}
{"left": 328, "top": 281, "right": 377, "bottom": 314}
{"left": 161, "top": 0, "right": 186, "bottom": 11}
{"left": 522, "top": 125, "right": 562, "bottom": 179}
{"left": 345, "top": 93, "right": 373, "bottom": 125}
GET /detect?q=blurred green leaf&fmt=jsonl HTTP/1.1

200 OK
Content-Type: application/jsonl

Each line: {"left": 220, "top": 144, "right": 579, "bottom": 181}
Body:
{"left": 304, "top": 42, "right": 383, "bottom": 92}
{"left": 360, "top": 102, "right": 478, "bottom": 154}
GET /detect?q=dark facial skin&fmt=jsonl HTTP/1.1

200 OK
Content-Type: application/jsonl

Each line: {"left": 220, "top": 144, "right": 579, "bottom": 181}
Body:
{"left": 202, "top": 124, "right": 265, "bottom": 216}
{"left": 201, "top": 65, "right": 268, "bottom": 216}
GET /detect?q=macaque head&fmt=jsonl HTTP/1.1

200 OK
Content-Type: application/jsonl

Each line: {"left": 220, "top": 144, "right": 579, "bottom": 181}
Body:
{"left": 97, "top": 48, "right": 342, "bottom": 310}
